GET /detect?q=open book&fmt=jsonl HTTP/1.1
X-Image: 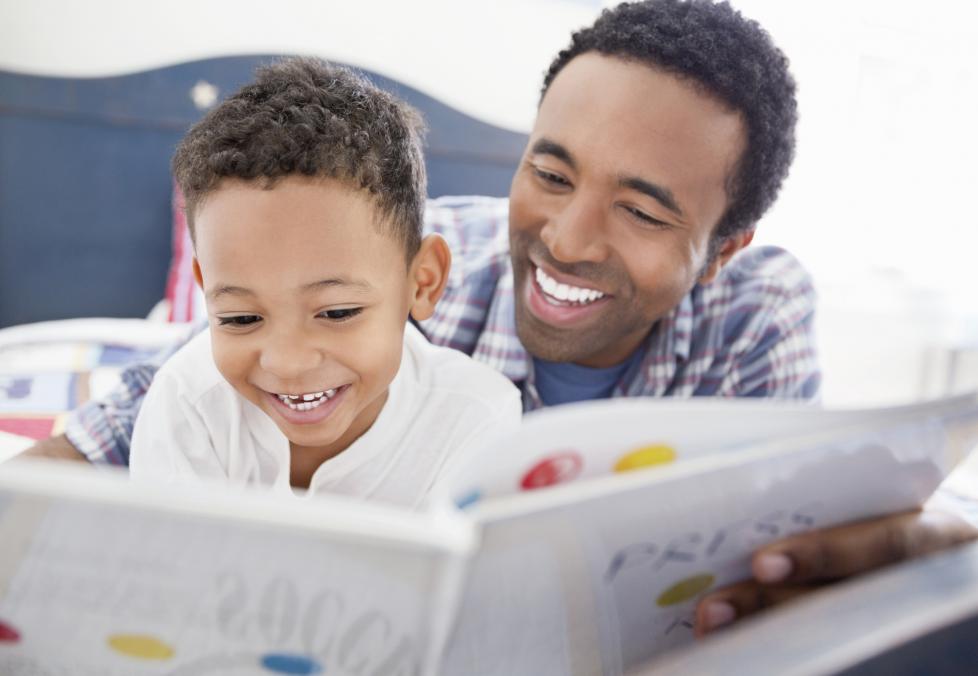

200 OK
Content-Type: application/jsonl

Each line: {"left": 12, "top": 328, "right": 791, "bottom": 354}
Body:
{"left": 1, "top": 394, "right": 977, "bottom": 675}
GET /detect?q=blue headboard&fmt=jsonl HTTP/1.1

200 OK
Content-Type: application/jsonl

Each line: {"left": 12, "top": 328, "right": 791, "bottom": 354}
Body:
{"left": 0, "top": 56, "right": 528, "bottom": 328}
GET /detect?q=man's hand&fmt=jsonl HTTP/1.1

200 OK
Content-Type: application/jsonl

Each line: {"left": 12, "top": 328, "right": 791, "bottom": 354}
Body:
{"left": 14, "top": 434, "right": 89, "bottom": 463}
{"left": 694, "top": 508, "right": 978, "bottom": 636}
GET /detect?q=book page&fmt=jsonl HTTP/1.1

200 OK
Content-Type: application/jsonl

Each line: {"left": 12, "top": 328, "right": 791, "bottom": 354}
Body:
{"left": 0, "top": 461, "right": 472, "bottom": 676}
{"left": 442, "top": 395, "right": 978, "bottom": 675}
{"left": 446, "top": 395, "right": 978, "bottom": 506}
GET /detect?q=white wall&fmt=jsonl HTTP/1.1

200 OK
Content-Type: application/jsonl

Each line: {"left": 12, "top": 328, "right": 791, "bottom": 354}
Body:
{"left": 0, "top": 0, "right": 600, "bottom": 132}
{"left": 735, "top": 0, "right": 978, "bottom": 405}
{"left": 3, "top": 0, "right": 977, "bottom": 406}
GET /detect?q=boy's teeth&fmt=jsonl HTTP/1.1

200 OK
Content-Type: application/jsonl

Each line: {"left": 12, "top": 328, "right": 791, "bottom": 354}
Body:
{"left": 534, "top": 267, "right": 605, "bottom": 304}
{"left": 275, "top": 388, "right": 340, "bottom": 411}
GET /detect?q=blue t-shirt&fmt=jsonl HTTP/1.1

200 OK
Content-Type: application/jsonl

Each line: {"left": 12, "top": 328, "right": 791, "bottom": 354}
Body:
{"left": 533, "top": 348, "right": 646, "bottom": 406}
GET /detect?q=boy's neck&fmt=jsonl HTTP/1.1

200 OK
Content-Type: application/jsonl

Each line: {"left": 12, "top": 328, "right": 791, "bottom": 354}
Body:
{"left": 288, "top": 389, "right": 390, "bottom": 490}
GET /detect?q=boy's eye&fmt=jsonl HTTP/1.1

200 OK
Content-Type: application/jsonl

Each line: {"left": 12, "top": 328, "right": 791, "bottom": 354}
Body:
{"left": 217, "top": 315, "right": 262, "bottom": 327}
{"left": 319, "top": 307, "right": 363, "bottom": 322}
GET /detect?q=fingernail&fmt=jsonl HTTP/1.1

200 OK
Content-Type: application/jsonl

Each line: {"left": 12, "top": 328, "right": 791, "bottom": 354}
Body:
{"left": 702, "top": 601, "right": 736, "bottom": 630}
{"left": 755, "top": 552, "right": 793, "bottom": 582}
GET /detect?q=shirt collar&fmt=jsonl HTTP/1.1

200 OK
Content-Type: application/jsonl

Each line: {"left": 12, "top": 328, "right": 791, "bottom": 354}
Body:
{"left": 667, "top": 290, "right": 695, "bottom": 363}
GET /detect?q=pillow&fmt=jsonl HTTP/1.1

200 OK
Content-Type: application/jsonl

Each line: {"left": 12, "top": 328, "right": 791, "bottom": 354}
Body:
{"left": 164, "top": 182, "right": 206, "bottom": 323}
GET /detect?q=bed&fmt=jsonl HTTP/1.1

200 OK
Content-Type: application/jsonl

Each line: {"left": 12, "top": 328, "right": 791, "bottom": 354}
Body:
{"left": 0, "top": 55, "right": 528, "bottom": 456}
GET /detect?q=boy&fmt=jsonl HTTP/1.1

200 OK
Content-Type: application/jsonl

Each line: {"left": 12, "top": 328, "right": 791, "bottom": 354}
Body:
{"left": 129, "top": 58, "right": 521, "bottom": 508}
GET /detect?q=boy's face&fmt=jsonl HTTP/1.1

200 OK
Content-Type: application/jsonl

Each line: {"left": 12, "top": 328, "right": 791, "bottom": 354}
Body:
{"left": 192, "top": 177, "right": 417, "bottom": 462}
{"left": 508, "top": 53, "right": 751, "bottom": 368}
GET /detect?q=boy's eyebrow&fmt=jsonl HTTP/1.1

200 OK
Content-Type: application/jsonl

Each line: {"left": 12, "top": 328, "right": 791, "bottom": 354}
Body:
{"left": 208, "top": 277, "right": 374, "bottom": 302}
{"left": 301, "top": 277, "right": 375, "bottom": 293}
{"left": 208, "top": 285, "right": 254, "bottom": 301}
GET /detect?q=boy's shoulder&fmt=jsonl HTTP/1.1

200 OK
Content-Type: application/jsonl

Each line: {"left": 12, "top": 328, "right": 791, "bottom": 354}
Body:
{"left": 153, "top": 327, "right": 227, "bottom": 403}
{"left": 402, "top": 322, "right": 520, "bottom": 409}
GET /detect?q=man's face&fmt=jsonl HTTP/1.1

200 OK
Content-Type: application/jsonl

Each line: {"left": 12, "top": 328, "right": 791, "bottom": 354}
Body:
{"left": 509, "top": 53, "right": 747, "bottom": 368}
{"left": 193, "top": 176, "right": 412, "bottom": 462}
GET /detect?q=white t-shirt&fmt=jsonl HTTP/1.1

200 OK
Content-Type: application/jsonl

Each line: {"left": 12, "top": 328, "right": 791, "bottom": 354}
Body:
{"left": 130, "top": 323, "right": 521, "bottom": 509}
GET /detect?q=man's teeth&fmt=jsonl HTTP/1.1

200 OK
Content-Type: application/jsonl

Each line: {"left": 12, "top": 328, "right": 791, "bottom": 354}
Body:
{"left": 276, "top": 389, "right": 338, "bottom": 411}
{"left": 535, "top": 267, "right": 605, "bottom": 304}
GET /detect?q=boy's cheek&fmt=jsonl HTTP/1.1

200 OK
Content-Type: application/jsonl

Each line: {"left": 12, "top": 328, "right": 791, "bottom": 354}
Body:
{"left": 210, "top": 337, "right": 251, "bottom": 390}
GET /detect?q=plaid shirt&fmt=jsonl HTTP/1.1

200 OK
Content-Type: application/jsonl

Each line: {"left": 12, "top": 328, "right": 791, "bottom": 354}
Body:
{"left": 67, "top": 195, "right": 820, "bottom": 465}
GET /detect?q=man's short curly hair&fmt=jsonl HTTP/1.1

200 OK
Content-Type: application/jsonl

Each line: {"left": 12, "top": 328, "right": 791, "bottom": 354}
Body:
{"left": 173, "top": 57, "right": 427, "bottom": 259}
{"left": 542, "top": 0, "right": 797, "bottom": 243}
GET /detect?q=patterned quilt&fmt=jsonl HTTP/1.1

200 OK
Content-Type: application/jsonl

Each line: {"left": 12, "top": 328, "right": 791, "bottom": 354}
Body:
{"left": 0, "top": 319, "right": 191, "bottom": 459}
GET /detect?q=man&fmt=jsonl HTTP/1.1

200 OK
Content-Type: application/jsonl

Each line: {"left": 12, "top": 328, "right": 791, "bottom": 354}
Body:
{"left": 23, "top": 0, "right": 977, "bottom": 634}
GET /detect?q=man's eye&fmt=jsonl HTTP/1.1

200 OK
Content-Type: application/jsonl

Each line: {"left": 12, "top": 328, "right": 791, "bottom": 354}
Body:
{"left": 624, "top": 206, "right": 669, "bottom": 228}
{"left": 320, "top": 308, "right": 363, "bottom": 322}
{"left": 533, "top": 167, "right": 571, "bottom": 187}
{"left": 217, "top": 315, "right": 262, "bottom": 327}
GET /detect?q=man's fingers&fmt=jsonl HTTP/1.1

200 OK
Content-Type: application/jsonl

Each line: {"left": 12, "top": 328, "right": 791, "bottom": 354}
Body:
{"left": 13, "top": 434, "right": 88, "bottom": 463}
{"left": 753, "top": 509, "right": 978, "bottom": 584}
{"left": 695, "top": 581, "right": 814, "bottom": 636}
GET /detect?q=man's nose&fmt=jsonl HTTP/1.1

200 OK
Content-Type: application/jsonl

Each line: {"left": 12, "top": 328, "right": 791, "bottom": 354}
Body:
{"left": 539, "top": 194, "right": 609, "bottom": 263}
{"left": 259, "top": 327, "right": 324, "bottom": 380}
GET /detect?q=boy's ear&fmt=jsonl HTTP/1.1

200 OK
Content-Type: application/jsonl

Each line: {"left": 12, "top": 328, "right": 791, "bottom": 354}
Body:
{"left": 192, "top": 257, "right": 204, "bottom": 289}
{"left": 698, "top": 229, "right": 754, "bottom": 285}
{"left": 408, "top": 234, "right": 451, "bottom": 322}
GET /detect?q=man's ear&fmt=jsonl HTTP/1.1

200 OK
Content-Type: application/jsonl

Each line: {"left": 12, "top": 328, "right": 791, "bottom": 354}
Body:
{"left": 408, "top": 234, "right": 451, "bottom": 322}
{"left": 192, "top": 257, "right": 204, "bottom": 289}
{"left": 698, "top": 229, "right": 755, "bottom": 285}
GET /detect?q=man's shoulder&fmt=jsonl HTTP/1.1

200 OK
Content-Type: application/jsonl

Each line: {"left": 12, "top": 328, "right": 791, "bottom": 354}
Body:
{"left": 418, "top": 197, "right": 516, "bottom": 355}
{"left": 424, "top": 194, "right": 509, "bottom": 228}
{"left": 702, "top": 245, "right": 816, "bottom": 323}
{"left": 423, "top": 195, "right": 511, "bottom": 280}
{"left": 686, "top": 244, "right": 816, "bottom": 354}
{"left": 719, "top": 245, "right": 814, "bottom": 298}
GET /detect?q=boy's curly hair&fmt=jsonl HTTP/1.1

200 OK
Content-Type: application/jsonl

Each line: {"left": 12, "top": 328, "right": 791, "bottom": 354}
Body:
{"left": 543, "top": 0, "right": 797, "bottom": 244}
{"left": 173, "top": 57, "right": 427, "bottom": 258}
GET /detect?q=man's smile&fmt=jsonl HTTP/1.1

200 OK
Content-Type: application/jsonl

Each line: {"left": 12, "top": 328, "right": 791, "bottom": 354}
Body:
{"left": 534, "top": 266, "right": 607, "bottom": 305}
{"left": 525, "top": 262, "right": 613, "bottom": 328}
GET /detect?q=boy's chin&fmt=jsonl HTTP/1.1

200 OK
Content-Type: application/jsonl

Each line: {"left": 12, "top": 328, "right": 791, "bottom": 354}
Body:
{"left": 278, "top": 421, "right": 350, "bottom": 458}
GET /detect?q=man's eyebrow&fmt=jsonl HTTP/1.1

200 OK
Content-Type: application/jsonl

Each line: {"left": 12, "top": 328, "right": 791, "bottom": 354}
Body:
{"left": 530, "top": 138, "right": 577, "bottom": 169}
{"left": 530, "top": 138, "right": 683, "bottom": 218}
{"left": 620, "top": 176, "right": 684, "bottom": 218}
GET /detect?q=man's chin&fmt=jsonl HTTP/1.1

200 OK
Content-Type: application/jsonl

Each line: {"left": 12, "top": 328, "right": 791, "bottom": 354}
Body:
{"left": 515, "top": 300, "right": 651, "bottom": 367}
{"left": 515, "top": 314, "right": 602, "bottom": 364}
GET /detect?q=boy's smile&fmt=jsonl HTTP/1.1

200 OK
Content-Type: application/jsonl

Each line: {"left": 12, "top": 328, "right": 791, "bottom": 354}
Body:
{"left": 268, "top": 386, "right": 346, "bottom": 424}
{"left": 192, "top": 176, "right": 416, "bottom": 482}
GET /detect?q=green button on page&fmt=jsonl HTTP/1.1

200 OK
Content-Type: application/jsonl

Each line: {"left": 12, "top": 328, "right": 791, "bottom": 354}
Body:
{"left": 656, "top": 573, "right": 715, "bottom": 606}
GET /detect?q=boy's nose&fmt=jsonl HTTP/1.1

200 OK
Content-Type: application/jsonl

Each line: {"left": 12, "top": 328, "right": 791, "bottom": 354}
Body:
{"left": 259, "top": 330, "right": 324, "bottom": 381}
